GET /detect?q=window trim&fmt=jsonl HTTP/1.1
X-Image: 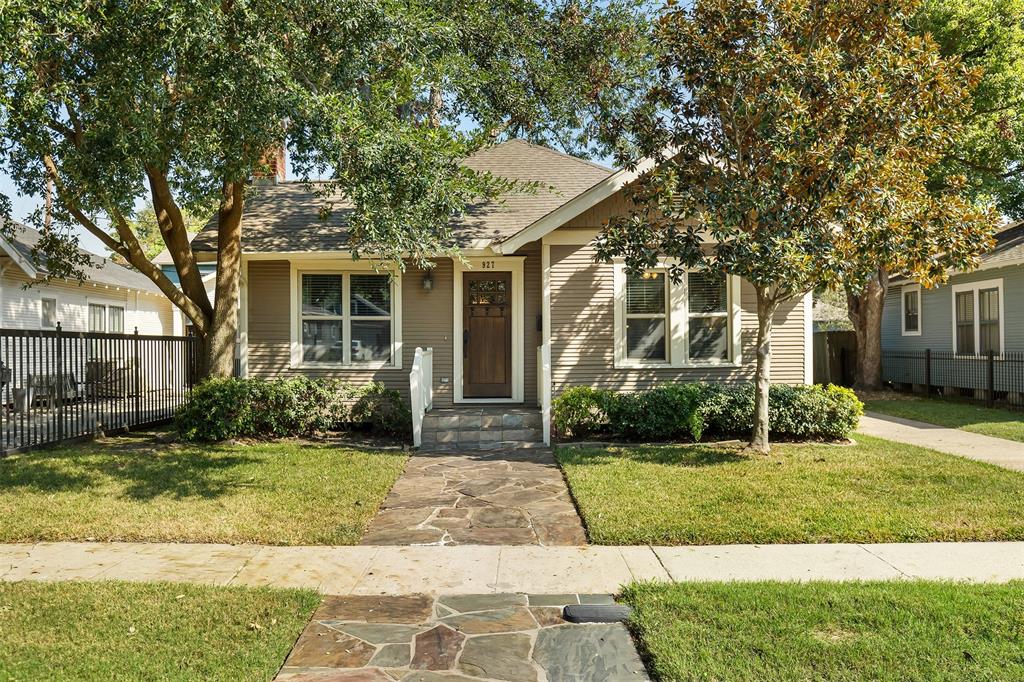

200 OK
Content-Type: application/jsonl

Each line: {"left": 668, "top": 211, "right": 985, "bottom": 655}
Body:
{"left": 950, "top": 278, "right": 1004, "bottom": 357}
{"left": 900, "top": 284, "right": 921, "bottom": 336}
{"left": 289, "top": 260, "right": 403, "bottom": 370}
{"left": 613, "top": 260, "right": 741, "bottom": 369}
{"left": 40, "top": 297, "right": 58, "bottom": 329}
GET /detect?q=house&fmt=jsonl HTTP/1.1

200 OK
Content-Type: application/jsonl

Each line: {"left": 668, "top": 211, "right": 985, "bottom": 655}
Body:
{"left": 0, "top": 221, "right": 175, "bottom": 335}
{"left": 152, "top": 233, "right": 217, "bottom": 336}
{"left": 189, "top": 140, "right": 813, "bottom": 444}
{"left": 881, "top": 221, "right": 1023, "bottom": 399}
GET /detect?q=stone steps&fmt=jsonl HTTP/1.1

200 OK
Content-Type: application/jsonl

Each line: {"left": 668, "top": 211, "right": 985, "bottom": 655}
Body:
{"left": 421, "top": 407, "right": 544, "bottom": 450}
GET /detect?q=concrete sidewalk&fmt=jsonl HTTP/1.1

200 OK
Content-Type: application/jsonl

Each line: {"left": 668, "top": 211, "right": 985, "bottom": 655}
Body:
{"left": 3, "top": 541, "right": 1022, "bottom": 593}
{"left": 860, "top": 412, "right": 1024, "bottom": 472}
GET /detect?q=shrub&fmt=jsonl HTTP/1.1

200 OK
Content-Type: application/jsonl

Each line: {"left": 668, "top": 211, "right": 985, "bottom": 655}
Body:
{"left": 551, "top": 382, "right": 862, "bottom": 443}
{"left": 175, "top": 377, "right": 411, "bottom": 442}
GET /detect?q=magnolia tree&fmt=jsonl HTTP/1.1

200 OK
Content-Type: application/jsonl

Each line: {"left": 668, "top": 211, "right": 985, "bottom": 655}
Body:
{"left": 847, "top": 0, "right": 1023, "bottom": 389}
{"left": 0, "top": 0, "right": 650, "bottom": 376}
{"left": 596, "top": 0, "right": 992, "bottom": 452}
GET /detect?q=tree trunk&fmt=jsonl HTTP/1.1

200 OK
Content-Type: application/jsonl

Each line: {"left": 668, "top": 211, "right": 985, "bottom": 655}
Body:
{"left": 206, "top": 180, "right": 244, "bottom": 377}
{"left": 846, "top": 268, "right": 888, "bottom": 391}
{"left": 751, "top": 287, "right": 779, "bottom": 454}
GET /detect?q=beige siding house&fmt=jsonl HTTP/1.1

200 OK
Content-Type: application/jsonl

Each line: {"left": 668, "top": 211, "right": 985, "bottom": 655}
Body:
{"left": 191, "top": 140, "right": 812, "bottom": 444}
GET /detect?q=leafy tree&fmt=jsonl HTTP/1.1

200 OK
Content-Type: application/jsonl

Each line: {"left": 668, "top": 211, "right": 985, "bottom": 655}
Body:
{"left": 0, "top": 0, "right": 650, "bottom": 376}
{"left": 118, "top": 201, "right": 212, "bottom": 263}
{"left": 846, "top": 0, "right": 1023, "bottom": 388}
{"left": 596, "top": 0, "right": 991, "bottom": 451}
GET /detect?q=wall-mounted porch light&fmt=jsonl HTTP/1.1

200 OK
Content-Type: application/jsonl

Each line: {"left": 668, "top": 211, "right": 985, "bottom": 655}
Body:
{"left": 422, "top": 270, "right": 434, "bottom": 292}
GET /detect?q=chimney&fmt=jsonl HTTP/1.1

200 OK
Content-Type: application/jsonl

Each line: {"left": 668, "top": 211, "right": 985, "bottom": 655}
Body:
{"left": 253, "top": 145, "right": 286, "bottom": 184}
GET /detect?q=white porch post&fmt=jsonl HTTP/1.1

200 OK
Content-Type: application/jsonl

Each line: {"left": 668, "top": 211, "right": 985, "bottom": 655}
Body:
{"left": 541, "top": 241, "right": 552, "bottom": 445}
{"left": 238, "top": 257, "right": 249, "bottom": 377}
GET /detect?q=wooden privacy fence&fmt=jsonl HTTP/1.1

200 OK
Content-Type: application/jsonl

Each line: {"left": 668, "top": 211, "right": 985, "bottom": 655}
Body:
{"left": 881, "top": 349, "right": 1024, "bottom": 408}
{"left": 0, "top": 325, "right": 201, "bottom": 455}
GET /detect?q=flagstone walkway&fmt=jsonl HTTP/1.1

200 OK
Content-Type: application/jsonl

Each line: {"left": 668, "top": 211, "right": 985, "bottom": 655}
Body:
{"left": 360, "top": 450, "right": 587, "bottom": 546}
{"left": 275, "top": 593, "right": 649, "bottom": 681}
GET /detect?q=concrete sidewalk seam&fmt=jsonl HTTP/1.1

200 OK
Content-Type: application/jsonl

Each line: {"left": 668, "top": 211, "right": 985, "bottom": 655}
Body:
{"left": 856, "top": 543, "right": 911, "bottom": 579}
{"left": 649, "top": 545, "right": 674, "bottom": 582}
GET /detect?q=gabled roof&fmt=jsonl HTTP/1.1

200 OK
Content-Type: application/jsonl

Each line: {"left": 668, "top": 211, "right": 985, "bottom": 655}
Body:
{"left": 0, "top": 220, "right": 163, "bottom": 294}
{"left": 189, "top": 139, "right": 614, "bottom": 254}
{"left": 984, "top": 220, "right": 1024, "bottom": 267}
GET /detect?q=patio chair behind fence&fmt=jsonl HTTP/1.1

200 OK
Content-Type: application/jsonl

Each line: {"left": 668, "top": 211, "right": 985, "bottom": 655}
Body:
{"left": 0, "top": 325, "right": 202, "bottom": 455}
{"left": 881, "top": 349, "right": 1024, "bottom": 409}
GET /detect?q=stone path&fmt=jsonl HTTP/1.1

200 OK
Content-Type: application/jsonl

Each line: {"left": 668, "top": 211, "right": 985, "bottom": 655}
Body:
{"left": 860, "top": 412, "right": 1024, "bottom": 472}
{"left": 360, "top": 450, "right": 587, "bottom": 546}
{"left": 275, "top": 593, "right": 649, "bottom": 681}
{"left": 5, "top": 541, "right": 1024, "bottom": 592}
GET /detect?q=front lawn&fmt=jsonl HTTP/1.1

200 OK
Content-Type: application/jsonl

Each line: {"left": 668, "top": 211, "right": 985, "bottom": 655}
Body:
{"left": 556, "top": 434, "right": 1024, "bottom": 544}
{"left": 624, "top": 581, "right": 1024, "bottom": 681}
{"left": 0, "top": 435, "right": 407, "bottom": 545}
{"left": 863, "top": 394, "right": 1024, "bottom": 443}
{"left": 0, "top": 580, "right": 318, "bottom": 680}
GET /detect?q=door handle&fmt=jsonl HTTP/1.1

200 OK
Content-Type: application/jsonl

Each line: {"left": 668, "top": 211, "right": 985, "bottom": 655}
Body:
{"left": 463, "top": 329, "right": 470, "bottom": 358}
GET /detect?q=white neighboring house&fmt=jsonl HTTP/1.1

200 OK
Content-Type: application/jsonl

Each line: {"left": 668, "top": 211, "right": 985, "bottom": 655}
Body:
{"left": 0, "top": 221, "right": 175, "bottom": 335}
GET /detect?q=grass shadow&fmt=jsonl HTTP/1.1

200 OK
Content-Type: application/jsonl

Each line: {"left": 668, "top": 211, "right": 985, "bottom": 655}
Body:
{"left": 564, "top": 443, "right": 748, "bottom": 468}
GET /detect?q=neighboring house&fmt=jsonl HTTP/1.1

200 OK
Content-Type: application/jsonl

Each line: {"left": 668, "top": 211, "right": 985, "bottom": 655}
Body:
{"left": 883, "top": 221, "right": 1022, "bottom": 357}
{"left": 190, "top": 140, "right": 813, "bottom": 442}
{"left": 882, "top": 221, "right": 1023, "bottom": 399}
{"left": 152, "top": 233, "right": 216, "bottom": 336}
{"left": 0, "top": 221, "right": 175, "bottom": 335}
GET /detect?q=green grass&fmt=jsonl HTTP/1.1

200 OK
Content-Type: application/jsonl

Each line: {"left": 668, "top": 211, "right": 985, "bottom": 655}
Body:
{"left": 623, "top": 581, "right": 1024, "bottom": 681}
{"left": 863, "top": 395, "right": 1024, "bottom": 443}
{"left": 556, "top": 434, "right": 1024, "bottom": 544}
{"left": 0, "top": 434, "right": 407, "bottom": 545}
{"left": 0, "top": 580, "right": 319, "bottom": 680}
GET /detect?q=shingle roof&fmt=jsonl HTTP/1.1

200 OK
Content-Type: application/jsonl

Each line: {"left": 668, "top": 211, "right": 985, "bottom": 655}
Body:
{"left": 0, "top": 221, "right": 163, "bottom": 294}
{"left": 190, "top": 139, "right": 613, "bottom": 254}
{"left": 152, "top": 232, "right": 197, "bottom": 265}
{"left": 984, "top": 220, "right": 1024, "bottom": 267}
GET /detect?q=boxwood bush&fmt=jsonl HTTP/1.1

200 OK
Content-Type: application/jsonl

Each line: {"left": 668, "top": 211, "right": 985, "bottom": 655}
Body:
{"left": 552, "top": 383, "right": 862, "bottom": 442}
{"left": 175, "top": 377, "right": 411, "bottom": 442}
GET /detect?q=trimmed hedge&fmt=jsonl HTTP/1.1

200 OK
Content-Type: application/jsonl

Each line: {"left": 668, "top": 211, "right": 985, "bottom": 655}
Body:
{"left": 552, "top": 383, "right": 862, "bottom": 442}
{"left": 175, "top": 377, "right": 411, "bottom": 442}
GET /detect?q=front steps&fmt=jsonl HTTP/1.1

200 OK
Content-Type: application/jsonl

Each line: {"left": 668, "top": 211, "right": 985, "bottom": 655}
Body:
{"left": 420, "top": 406, "right": 545, "bottom": 450}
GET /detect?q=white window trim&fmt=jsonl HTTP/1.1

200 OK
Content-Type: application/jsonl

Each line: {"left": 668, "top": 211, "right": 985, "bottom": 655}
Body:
{"left": 900, "top": 284, "right": 921, "bottom": 336}
{"left": 612, "top": 260, "right": 742, "bottom": 369}
{"left": 453, "top": 256, "right": 525, "bottom": 403}
{"left": 40, "top": 296, "right": 58, "bottom": 329}
{"left": 951, "top": 278, "right": 1004, "bottom": 357}
{"left": 289, "top": 259, "right": 403, "bottom": 370}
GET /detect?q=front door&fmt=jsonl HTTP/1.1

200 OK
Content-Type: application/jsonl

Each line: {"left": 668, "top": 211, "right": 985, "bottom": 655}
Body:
{"left": 463, "top": 272, "right": 512, "bottom": 398}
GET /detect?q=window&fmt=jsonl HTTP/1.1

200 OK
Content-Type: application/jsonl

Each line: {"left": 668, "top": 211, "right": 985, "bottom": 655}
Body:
{"left": 298, "top": 271, "right": 397, "bottom": 366}
{"left": 88, "top": 303, "right": 106, "bottom": 332}
{"left": 624, "top": 271, "right": 668, "bottom": 361}
{"left": 687, "top": 271, "right": 729, "bottom": 361}
{"left": 41, "top": 298, "right": 57, "bottom": 328}
{"left": 901, "top": 286, "right": 920, "bottom": 335}
{"left": 108, "top": 306, "right": 124, "bottom": 334}
{"left": 952, "top": 279, "right": 1003, "bottom": 356}
{"left": 615, "top": 263, "right": 738, "bottom": 367}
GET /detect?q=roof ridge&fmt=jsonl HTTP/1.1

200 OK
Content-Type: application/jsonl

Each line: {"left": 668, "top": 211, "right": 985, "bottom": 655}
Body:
{"left": 501, "top": 138, "right": 613, "bottom": 173}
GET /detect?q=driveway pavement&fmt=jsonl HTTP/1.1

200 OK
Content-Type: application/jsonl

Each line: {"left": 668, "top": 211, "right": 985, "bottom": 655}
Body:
{"left": 860, "top": 412, "right": 1024, "bottom": 471}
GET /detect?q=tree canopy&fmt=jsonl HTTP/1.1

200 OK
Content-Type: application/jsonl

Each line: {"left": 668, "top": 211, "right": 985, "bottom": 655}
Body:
{"left": 596, "top": 0, "right": 993, "bottom": 450}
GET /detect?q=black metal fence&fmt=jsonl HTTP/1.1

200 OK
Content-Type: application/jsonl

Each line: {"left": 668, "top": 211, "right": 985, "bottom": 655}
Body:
{"left": 0, "top": 325, "right": 201, "bottom": 455}
{"left": 881, "top": 349, "right": 1024, "bottom": 408}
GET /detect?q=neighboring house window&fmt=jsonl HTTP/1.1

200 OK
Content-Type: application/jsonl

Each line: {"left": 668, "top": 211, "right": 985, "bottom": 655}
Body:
{"left": 901, "top": 285, "right": 921, "bottom": 336}
{"left": 88, "top": 303, "right": 106, "bottom": 332}
{"left": 298, "top": 271, "right": 399, "bottom": 367}
{"left": 614, "top": 262, "right": 740, "bottom": 368}
{"left": 952, "top": 279, "right": 1003, "bottom": 356}
{"left": 41, "top": 298, "right": 57, "bottom": 328}
{"left": 624, "top": 271, "right": 668, "bottom": 361}
{"left": 108, "top": 306, "right": 125, "bottom": 334}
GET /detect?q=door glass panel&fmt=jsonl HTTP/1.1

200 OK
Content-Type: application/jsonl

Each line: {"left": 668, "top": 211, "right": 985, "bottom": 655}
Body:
{"left": 351, "top": 320, "right": 391, "bottom": 363}
{"left": 351, "top": 275, "right": 391, "bottom": 316}
{"left": 468, "top": 278, "right": 507, "bottom": 305}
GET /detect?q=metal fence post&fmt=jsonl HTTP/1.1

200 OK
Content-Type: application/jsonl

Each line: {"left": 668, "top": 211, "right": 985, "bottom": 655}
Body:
{"left": 925, "top": 349, "right": 931, "bottom": 397}
{"left": 55, "top": 322, "right": 64, "bottom": 441}
{"left": 987, "top": 350, "right": 995, "bottom": 408}
{"left": 133, "top": 327, "right": 141, "bottom": 426}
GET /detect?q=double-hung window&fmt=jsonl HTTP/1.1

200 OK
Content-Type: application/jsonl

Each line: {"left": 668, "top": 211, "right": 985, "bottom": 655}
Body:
{"left": 901, "top": 285, "right": 920, "bottom": 336}
{"left": 298, "top": 271, "right": 398, "bottom": 367}
{"left": 615, "top": 263, "right": 738, "bottom": 367}
{"left": 952, "top": 279, "right": 1002, "bottom": 356}
{"left": 88, "top": 303, "right": 125, "bottom": 333}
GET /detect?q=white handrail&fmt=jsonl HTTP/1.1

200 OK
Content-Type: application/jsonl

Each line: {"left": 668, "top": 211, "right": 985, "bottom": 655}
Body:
{"left": 410, "top": 346, "right": 433, "bottom": 447}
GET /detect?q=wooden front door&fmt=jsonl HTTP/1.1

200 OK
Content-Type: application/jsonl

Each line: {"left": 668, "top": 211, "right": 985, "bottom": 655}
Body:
{"left": 463, "top": 272, "right": 512, "bottom": 398}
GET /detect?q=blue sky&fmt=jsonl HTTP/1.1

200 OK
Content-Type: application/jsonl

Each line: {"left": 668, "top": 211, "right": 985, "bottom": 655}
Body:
{"left": 1, "top": 169, "right": 110, "bottom": 256}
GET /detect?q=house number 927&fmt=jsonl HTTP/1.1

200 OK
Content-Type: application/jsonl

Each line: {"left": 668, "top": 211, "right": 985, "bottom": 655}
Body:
{"left": 480, "top": 260, "right": 495, "bottom": 269}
